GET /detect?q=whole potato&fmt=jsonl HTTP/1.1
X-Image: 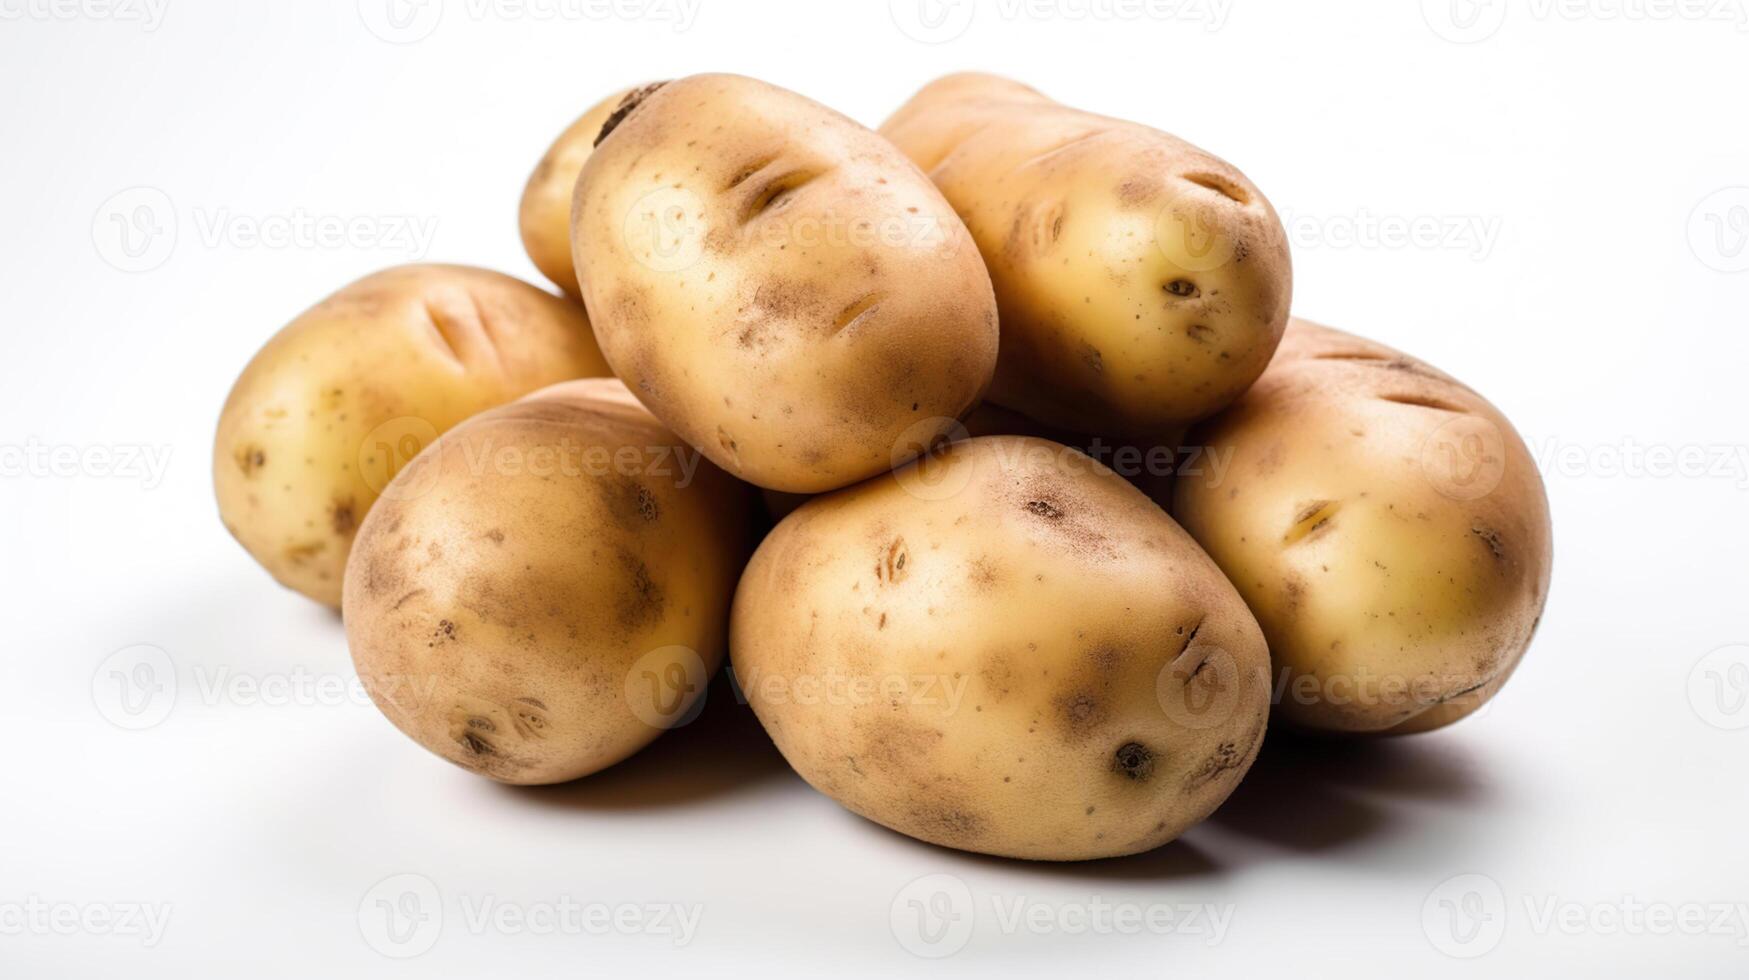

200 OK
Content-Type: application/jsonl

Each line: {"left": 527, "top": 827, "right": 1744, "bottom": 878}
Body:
{"left": 214, "top": 264, "right": 611, "bottom": 607}
{"left": 1171, "top": 319, "right": 1553, "bottom": 734}
{"left": 344, "top": 378, "right": 752, "bottom": 784}
{"left": 573, "top": 74, "right": 999, "bottom": 494}
{"left": 518, "top": 86, "right": 639, "bottom": 297}
{"left": 881, "top": 73, "right": 1292, "bottom": 439}
{"left": 732, "top": 436, "right": 1271, "bottom": 861}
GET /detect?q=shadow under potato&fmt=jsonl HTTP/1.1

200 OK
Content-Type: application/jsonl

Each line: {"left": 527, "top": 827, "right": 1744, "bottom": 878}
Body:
{"left": 1206, "top": 732, "right": 1493, "bottom": 853}
{"left": 504, "top": 671, "right": 790, "bottom": 811}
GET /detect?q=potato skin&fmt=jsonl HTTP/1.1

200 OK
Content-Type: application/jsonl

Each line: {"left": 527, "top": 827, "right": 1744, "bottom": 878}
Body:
{"left": 213, "top": 264, "right": 611, "bottom": 607}
{"left": 518, "top": 87, "right": 637, "bottom": 297}
{"left": 731, "top": 436, "right": 1270, "bottom": 861}
{"left": 343, "top": 379, "right": 752, "bottom": 785}
{"left": 573, "top": 73, "right": 999, "bottom": 494}
{"left": 881, "top": 73, "right": 1292, "bottom": 439}
{"left": 1171, "top": 320, "right": 1553, "bottom": 734}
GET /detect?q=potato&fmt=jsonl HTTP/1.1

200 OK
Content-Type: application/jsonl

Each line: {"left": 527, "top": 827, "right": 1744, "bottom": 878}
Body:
{"left": 343, "top": 378, "right": 752, "bottom": 784}
{"left": 881, "top": 73, "right": 1292, "bottom": 439}
{"left": 1171, "top": 319, "right": 1553, "bottom": 734}
{"left": 214, "top": 264, "right": 611, "bottom": 607}
{"left": 573, "top": 74, "right": 999, "bottom": 494}
{"left": 731, "top": 435, "right": 1271, "bottom": 861}
{"left": 518, "top": 86, "right": 639, "bottom": 297}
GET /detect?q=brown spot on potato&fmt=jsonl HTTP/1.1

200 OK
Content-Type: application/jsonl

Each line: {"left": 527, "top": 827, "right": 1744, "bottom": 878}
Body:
{"left": 876, "top": 536, "right": 909, "bottom": 585}
{"left": 330, "top": 498, "right": 357, "bottom": 536}
{"left": 1025, "top": 499, "right": 1064, "bottom": 520}
{"left": 234, "top": 443, "right": 266, "bottom": 477}
{"left": 616, "top": 552, "right": 665, "bottom": 630}
{"left": 1112, "top": 741, "right": 1155, "bottom": 781}
{"left": 1472, "top": 522, "right": 1506, "bottom": 561}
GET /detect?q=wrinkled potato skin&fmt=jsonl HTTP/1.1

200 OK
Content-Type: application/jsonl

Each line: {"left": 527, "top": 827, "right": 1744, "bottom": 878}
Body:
{"left": 518, "top": 87, "right": 637, "bottom": 297}
{"left": 214, "top": 264, "right": 611, "bottom": 607}
{"left": 732, "top": 436, "right": 1270, "bottom": 861}
{"left": 881, "top": 73, "right": 1292, "bottom": 438}
{"left": 1171, "top": 320, "right": 1553, "bottom": 734}
{"left": 343, "top": 379, "right": 752, "bottom": 785}
{"left": 574, "top": 74, "right": 999, "bottom": 494}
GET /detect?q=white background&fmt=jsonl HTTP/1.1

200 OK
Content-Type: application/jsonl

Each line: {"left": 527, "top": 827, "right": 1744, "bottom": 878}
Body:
{"left": 3, "top": 0, "right": 1747, "bottom": 976}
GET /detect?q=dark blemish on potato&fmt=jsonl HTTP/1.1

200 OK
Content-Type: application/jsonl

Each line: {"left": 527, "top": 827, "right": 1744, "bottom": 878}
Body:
{"left": 1187, "top": 323, "right": 1215, "bottom": 343}
{"left": 876, "top": 537, "right": 909, "bottom": 585}
{"left": 1117, "top": 175, "right": 1162, "bottom": 207}
{"left": 1082, "top": 343, "right": 1104, "bottom": 374}
{"left": 1284, "top": 500, "right": 1340, "bottom": 545}
{"left": 595, "top": 81, "right": 668, "bottom": 146}
{"left": 1184, "top": 741, "right": 1244, "bottom": 790}
{"left": 390, "top": 589, "right": 426, "bottom": 611}
{"left": 1182, "top": 172, "right": 1249, "bottom": 205}
{"left": 908, "top": 804, "right": 986, "bottom": 846}
{"left": 1379, "top": 391, "right": 1464, "bottom": 413}
{"left": 616, "top": 552, "right": 666, "bottom": 629}
{"left": 429, "top": 618, "right": 458, "bottom": 647}
{"left": 330, "top": 498, "right": 357, "bottom": 536}
{"left": 634, "top": 484, "right": 660, "bottom": 523}
{"left": 1025, "top": 499, "right": 1064, "bottom": 520}
{"left": 459, "top": 732, "right": 495, "bottom": 756}
{"left": 234, "top": 444, "right": 266, "bottom": 477}
{"left": 485, "top": 528, "right": 505, "bottom": 545}
{"left": 1471, "top": 522, "right": 1506, "bottom": 561}
{"left": 1164, "top": 279, "right": 1199, "bottom": 298}
{"left": 831, "top": 293, "right": 885, "bottom": 338}
{"left": 1112, "top": 742, "right": 1155, "bottom": 781}
{"left": 284, "top": 540, "right": 325, "bottom": 565}
{"left": 1058, "top": 691, "right": 1103, "bottom": 729}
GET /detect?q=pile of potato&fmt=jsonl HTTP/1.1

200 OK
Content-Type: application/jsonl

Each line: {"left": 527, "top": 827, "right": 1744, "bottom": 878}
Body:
{"left": 215, "top": 73, "right": 1551, "bottom": 861}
